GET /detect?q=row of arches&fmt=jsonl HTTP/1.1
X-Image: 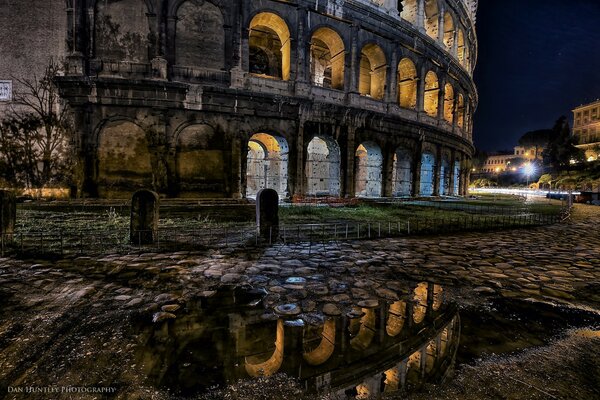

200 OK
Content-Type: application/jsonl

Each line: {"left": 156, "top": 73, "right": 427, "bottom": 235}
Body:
{"left": 246, "top": 133, "right": 462, "bottom": 198}
{"left": 95, "top": 121, "right": 466, "bottom": 199}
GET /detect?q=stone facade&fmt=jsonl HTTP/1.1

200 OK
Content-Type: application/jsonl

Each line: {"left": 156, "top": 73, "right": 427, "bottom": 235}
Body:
{"left": 3, "top": 0, "right": 479, "bottom": 199}
{"left": 573, "top": 99, "right": 600, "bottom": 162}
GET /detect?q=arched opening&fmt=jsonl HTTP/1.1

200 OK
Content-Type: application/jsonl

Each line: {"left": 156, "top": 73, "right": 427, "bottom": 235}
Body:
{"left": 383, "top": 367, "right": 400, "bottom": 392}
{"left": 97, "top": 121, "right": 152, "bottom": 198}
{"left": 95, "top": 0, "right": 149, "bottom": 62}
{"left": 424, "top": 71, "right": 439, "bottom": 117}
{"left": 355, "top": 142, "right": 383, "bottom": 198}
{"left": 457, "top": 29, "right": 466, "bottom": 66}
{"left": 176, "top": 124, "right": 227, "bottom": 197}
{"left": 406, "top": 350, "right": 422, "bottom": 386}
{"left": 401, "top": 0, "right": 418, "bottom": 25}
{"left": 424, "top": 0, "right": 440, "bottom": 41}
{"left": 443, "top": 83, "right": 454, "bottom": 124}
{"left": 425, "top": 340, "right": 437, "bottom": 373}
{"left": 412, "top": 282, "right": 428, "bottom": 324}
{"left": 398, "top": 58, "right": 417, "bottom": 109}
{"left": 419, "top": 152, "right": 436, "bottom": 196}
{"left": 310, "top": 27, "right": 345, "bottom": 90}
{"left": 350, "top": 307, "right": 376, "bottom": 350}
{"left": 386, "top": 301, "right": 407, "bottom": 337}
{"left": 453, "top": 160, "right": 461, "bottom": 195}
{"left": 306, "top": 136, "right": 341, "bottom": 196}
{"left": 443, "top": 12, "right": 455, "bottom": 53}
{"left": 457, "top": 94, "right": 465, "bottom": 129}
{"left": 175, "top": 1, "right": 225, "bottom": 70}
{"left": 432, "top": 284, "right": 444, "bottom": 310}
{"left": 246, "top": 133, "right": 289, "bottom": 199}
{"left": 439, "top": 327, "right": 449, "bottom": 356}
{"left": 248, "top": 13, "right": 291, "bottom": 80}
{"left": 303, "top": 319, "right": 336, "bottom": 366}
{"left": 439, "top": 157, "right": 450, "bottom": 196}
{"left": 359, "top": 44, "right": 387, "bottom": 100}
{"left": 245, "top": 320, "right": 284, "bottom": 377}
{"left": 392, "top": 148, "right": 413, "bottom": 197}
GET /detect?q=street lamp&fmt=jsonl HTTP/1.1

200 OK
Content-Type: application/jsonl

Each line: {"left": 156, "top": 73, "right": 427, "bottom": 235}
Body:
{"left": 524, "top": 162, "right": 535, "bottom": 187}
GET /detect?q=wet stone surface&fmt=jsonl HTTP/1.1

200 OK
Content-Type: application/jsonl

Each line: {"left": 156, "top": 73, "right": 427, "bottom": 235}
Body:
{"left": 0, "top": 204, "right": 598, "bottom": 399}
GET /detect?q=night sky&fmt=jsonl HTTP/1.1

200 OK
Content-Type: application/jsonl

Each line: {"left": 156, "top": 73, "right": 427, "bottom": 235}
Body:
{"left": 473, "top": 0, "right": 600, "bottom": 152}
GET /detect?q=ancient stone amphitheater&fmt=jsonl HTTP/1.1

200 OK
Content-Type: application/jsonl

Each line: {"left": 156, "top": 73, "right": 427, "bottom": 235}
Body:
{"left": 51, "top": 0, "right": 478, "bottom": 199}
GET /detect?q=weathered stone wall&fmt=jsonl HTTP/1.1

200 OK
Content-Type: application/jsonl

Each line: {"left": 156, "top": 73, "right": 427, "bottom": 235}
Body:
{"left": 0, "top": 0, "right": 66, "bottom": 114}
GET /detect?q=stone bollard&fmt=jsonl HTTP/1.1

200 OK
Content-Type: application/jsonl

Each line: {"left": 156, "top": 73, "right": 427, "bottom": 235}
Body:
{"left": 130, "top": 190, "right": 159, "bottom": 245}
{"left": 0, "top": 190, "right": 16, "bottom": 244}
{"left": 256, "top": 188, "right": 279, "bottom": 242}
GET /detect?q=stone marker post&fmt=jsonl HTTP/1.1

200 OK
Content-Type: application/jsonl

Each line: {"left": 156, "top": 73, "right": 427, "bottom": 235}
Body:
{"left": 0, "top": 190, "right": 16, "bottom": 247}
{"left": 130, "top": 190, "right": 159, "bottom": 245}
{"left": 256, "top": 188, "right": 279, "bottom": 242}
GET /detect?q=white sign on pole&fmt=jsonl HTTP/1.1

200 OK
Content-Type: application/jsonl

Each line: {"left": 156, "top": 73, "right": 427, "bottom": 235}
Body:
{"left": 0, "top": 80, "right": 13, "bottom": 101}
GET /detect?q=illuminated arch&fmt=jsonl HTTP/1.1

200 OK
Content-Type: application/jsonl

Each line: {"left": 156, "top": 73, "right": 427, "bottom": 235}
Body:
{"left": 401, "top": 0, "right": 418, "bottom": 25}
{"left": 439, "top": 157, "right": 450, "bottom": 196}
{"left": 457, "top": 28, "right": 466, "bottom": 67}
{"left": 249, "top": 12, "right": 291, "bottom": 80}
{"left": 386, "top": 301, "right": 407, "bottom": 336}
{"left": 359, "top": 44, "right": 387, "bottom": 100}
{"left": 424, "top": 0, "right": 440, "bottom": 41}
{"left": 398, "top": 58, "right": 417, "bottom": 109}
{"left": 424, "top": 71, "right": 439, "bottom": 117}
{"left": 444, "top": 83, "right": 455, "bottom": 123}
{"left": 457, "top": 94, "right": 465, "bottom": 129}
{"left": 355, "top": 142, "right": 383, "bottom": 198}
{"left": 245, "top": 319, "right": 284, "bottom": 377}
{"left": 412, "top": 282, "right": 428, "bottom": 323}
{"left": 350, "top": 308, "right": 376, "bottom": 350}
{"left": 303, "top": 319, "right": 336, "bottom": 366}
{"left": 306, "top": 135, "right": 341, "bottom": 196}
{"left": 310, "top": 27, "right": 345, "bottom": 90}
{"left": 443, "top": 12, "right": 455, "bottom": 53}
{"left": 246, "top": 133, "right": 289, "bottom": 198}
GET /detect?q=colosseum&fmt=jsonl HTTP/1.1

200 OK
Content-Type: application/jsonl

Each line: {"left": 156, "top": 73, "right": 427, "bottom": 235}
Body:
{"left": 6, "top": 0, "right": 479, "bottom": 199}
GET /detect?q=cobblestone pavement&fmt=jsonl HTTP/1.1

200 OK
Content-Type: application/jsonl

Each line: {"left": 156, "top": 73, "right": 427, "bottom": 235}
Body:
{"left": 0, "top": 203, "right": 598, "bottom": 398}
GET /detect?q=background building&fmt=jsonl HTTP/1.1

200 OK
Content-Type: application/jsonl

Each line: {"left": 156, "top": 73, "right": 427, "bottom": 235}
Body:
{"left": 573, "top": 99, "right": 600, "bottom": 161}
{"left": 1, "top": 0, "right": 478, "bottom": 199}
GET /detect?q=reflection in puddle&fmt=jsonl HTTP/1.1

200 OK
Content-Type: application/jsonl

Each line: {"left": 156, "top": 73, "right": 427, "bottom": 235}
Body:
{"left": 136, "top": 282, "right": 459, "bottom": 398}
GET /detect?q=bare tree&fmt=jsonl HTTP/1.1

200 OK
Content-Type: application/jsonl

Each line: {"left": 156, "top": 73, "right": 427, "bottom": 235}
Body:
{"left": 0, "top": 60, "right": 74, "bottom": 188}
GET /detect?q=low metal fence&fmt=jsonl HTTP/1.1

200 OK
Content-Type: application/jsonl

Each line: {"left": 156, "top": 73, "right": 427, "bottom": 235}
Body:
{"left": 0, "top": 211, "right": 563, "bottom": 257}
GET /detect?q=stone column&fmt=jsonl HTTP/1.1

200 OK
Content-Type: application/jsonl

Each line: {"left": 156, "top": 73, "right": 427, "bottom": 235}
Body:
{"left": 416, "top": 0, "right": 426, "bottom": 33}
{"left": 437, "top": 3, "right": 445, "bottom": 44}
{"left": 349, "top": 24, "right": 360, "bottom": 94}
{"left": 296, "top": 6, "right": 309, "bottom": 83}
{"left": 386, "top": 47, "right": 399, "bottom": 104}
{"left": 231, "top": 136, "right": 243, "bottom": 199}
{"left": 416, "top": 65, "right": 426, "bottom": 113}
{"left": 344, "top": 126, "right": 357, "bottom": 197}
{"left": 449, "top": 150, "right": 457, "bottom": 196}
{"left": 412, "top": 141, "right": 423, "bottom": 196}
{"left": 437, "top": 78, "right": 446, "bottom": 121}
{"left": 433, "top": 147, "right": 442, "bottom": 196}
{"left": 165, "top": 17, "right": 177, "bottom": 65}
{"left": 295, "top": 122, "right": 306, "bottom": 197}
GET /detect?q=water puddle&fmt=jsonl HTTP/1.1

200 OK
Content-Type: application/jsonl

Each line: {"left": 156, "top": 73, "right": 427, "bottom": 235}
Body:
{"left": 135, "top": 283, "right": 459, "bottom": 398}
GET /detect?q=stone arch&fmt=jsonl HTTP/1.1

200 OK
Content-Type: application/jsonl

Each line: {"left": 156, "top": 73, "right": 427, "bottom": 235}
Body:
{"left": 453, "top": 159, "right": 461, "bottom": 195}
{"left": 175, "top": 0, "right": 225, "bottom": 70}
{"left": 425, "top": 339, "right": 437, "bottom": 373}
{"left": 412, "top": 282, "right": 428, "bottom": 324}
{"left": 401, "top": 0, "right": 418, "bottom": 25}
{"left": 439, "top": 155, "right": 451, "bottom": 195}
{"left": 175, "top": 123, "right": 227, "bottom": 197}
{"left": 305, "top": 135, "right": 341, "bottom": 196}
{"left": 246, "top": 133, "right": 289, "bottom": 198}
{"left": 350, "top": 307, "right": 376, "bottom": 350}
{"left": 386, "top": 301, "right": 407, "bottom": 337}
{"left": 355, "top": 141, "right": 383, "bottom": 198}
{"left": 419, "top": 152, "right": 436, "bottom": 196}
{"left": 443, "top": 83, "right": 454, "bottom": 123}
{"left": 406, "top": 350, "right": 422, "bottom": 385}
{"left": 432, "top": 284, "right": 444, "bottom": 310}
{"left": 424, "top": 0, "right": 440, "bottom": 41}
{"left": 245, "top": 319, "right": 284, "bottom": 377}
{"left": 94, "top": 0, "right": 150, "bottom": 62}
{"left": 359, "top": 43, "right": 387, "bottom": 100}
{"left": 398, "top": 58, "right": 417, "bottom": 109}
{"left": 248, "top": 12, "right": 291, "bottom": 80}
{"left": 303, "top": 319, "right": 336, "bottom": 366}
{"left": 309, "top": 27, "right": 345, "bottom": 90}
{"left": 424, "top": 71, "right": 439, "bottom": 117}
{"left": 443, "top": 12, "right": 455, "bottom": 53}
{"left": 97, "top": 120, "right": 152, "bottom": 198}
{"left": 392, "top": 147, "right": 413, "bottom": 197}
